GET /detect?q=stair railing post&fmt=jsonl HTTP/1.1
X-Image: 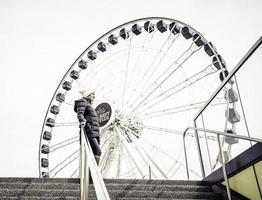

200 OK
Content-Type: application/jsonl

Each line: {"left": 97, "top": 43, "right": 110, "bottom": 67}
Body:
{"left": 149, "top": 166, "right": 152, "bottom": 180}
{"left": 183, "top": 128, "right": 190, "bottom": 180}
{"left": 217, "top": 134, "right": 231, "bottom": 200}
{"left": 80, "top": 126, "right": 85, "bottom": 200}
{"left": 194, "top": 121, "right": 205, "bottom": 178}
{"left": 84, "top": 150, "right": 89, "bottom": 200}
{"left": 80, "top": 126, "right": 90, "bottom": 200}
{"left": 81, "top": 126, "right": 111, "bottom": 200}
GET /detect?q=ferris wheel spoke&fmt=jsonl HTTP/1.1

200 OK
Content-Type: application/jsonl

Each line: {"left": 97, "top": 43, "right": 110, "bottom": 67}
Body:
{"left": 120, "top": 125, "right": 158, "bottom": 179}
{"left": 104, "top": 145, "right": 119, "bottom": 177}
{"left": 121, "top": 35, "right": 133, "bottom": 110}
{"left": 51, "top": 155, "right": 79, "bottom": 178}
{"left": 122, "top": 153, "right": 137, "bottom": 178}
{"left": 127, "top": 33, "right": 179, "bottom": 105}
{"left": 70, "top": 166, "right": 79, "bottom": 178}
{"left": 141, "top": 137, "right": 201, "bottom": 177}
{"left": 100, "top": 142, "right": 113, "bottom": 175}
{"left": 75, "top": 79, "right": 86, "bottom": 90}
{"left": 49, "top": 140, "right": 79, "bottom": 153}
{"left": 166, "top": 145, "right": 185, "bottom": 175}
{"left": 141, "top": 145, "right": 168, "bottom": 179}
{"left": 133, "top": 64, "right": 217, "bottom": 115}
{"left": 143, "top": 125, "right": 184, "bottom": 135}
{"left": 131, "top": 34, "right": 188, "bottom": 104}
{"left": 129, "top": 41, "right": 195, "bottom": 108}
{"left": 63, "top": 101, "right": 74, "bottom": 107}
{"left": 54, "top": 122, "right": 79, "bottom": 127}
{"left": 82, "top": 45, "right": 156, "bottom": 91}
{"left": 141, "top": 102, "right": 225, "bottom": 120}
{"left": 116, "top": 144, "right": 123, "bottom": 178}
{"left": 114, "top": 125, "right": 146, "bottom": 178}
{"left": 137, "top": 98, "right": 226, "bottom": 119}
{"left": 112, "top": 144, "right": 122, "bottom": 177}
{"left": 118, "top": 119, "right": 183, "bottom": 136}
{"left": 100, "top": 142, "right": 112, "bottom": 175}
{"left": 45, "top": 136, "right": 79, "bottom": 153}
{"left": 79, "top": 47, "right": 136, "bottom": 91}
{"left": 138, "top": 100, "right": 210, "bottom": 118}
{"left": 140, "top": 33, "right": 180, "bottom": 91}
{"left": 131, "top": 43, "right": 202, "bottom": 113}
{"left": 127, "top": 28, "right": 156, "bottom": 91}
{"left": 49, "top": 149, "right": 79, "bottom": 177}
{"left": 100, "top": 128, "right": 114, "bottom": 146}
{"left": 100, "top": 134, "right": 112, "bottom": 150}
{"left": 121, "top": 125, "right": 169, "bottom": 179}
{"left": 143, "top": 124, "right": 217, "bottom": 141}
{"left": 119, "top": 118, "right": 217, "bottom": 141}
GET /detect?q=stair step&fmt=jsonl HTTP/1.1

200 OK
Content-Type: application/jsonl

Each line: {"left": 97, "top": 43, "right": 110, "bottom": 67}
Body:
{"left": 0, "top": 183, "right": 79, "bottom": 190}
{"left": 0, "top": 198, "right": 218, "bottom": 200}
{"left": 0, "top": 177, "right": 222, "bottom": 200}
{"left": 108, "top": 183, "right": 211, "bottom": 192}
{"left": 0, "top": 189, "right": 220, "bottom": 199}
{"left": 0, "top": 198, "right": 79, "bottom": 200}
{"left": 0, "top": 182, "right": 211, "bottom": 192}
{"left": 0, "top": 178, "right": 203, "bottom": 186}
{"left": 95, "top": 190, "right": 220, "bottom": 199}
{"left": 0, "top": 178, "right": 79, "bottom": 184}
{"left": 104, "top": 179, "right": 204, "bottom": 186}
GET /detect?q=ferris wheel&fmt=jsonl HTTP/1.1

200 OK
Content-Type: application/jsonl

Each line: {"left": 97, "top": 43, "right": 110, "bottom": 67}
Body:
{"left": 38, "top": 17, "right": 231, "bottom": 179}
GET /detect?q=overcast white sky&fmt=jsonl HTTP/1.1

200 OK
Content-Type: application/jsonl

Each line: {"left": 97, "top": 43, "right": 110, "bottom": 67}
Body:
{"left": 0, "top": 0, "right": 262, "bottom": 177}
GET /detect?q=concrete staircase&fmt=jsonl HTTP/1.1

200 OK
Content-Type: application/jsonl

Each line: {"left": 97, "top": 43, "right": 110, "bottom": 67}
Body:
{"left": 0, "top": 178, "right": 222, "bottom": 200}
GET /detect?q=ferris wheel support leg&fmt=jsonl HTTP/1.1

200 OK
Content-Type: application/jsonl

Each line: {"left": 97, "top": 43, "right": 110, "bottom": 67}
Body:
{"left": 114, "top": 125, "right": 146, "bottom": 178}
{"left": 99, "top": 142, "right": 111, "bottom": 173}
{"left": 123, "top": 126, "right": 167, "bottom": 179}
{"left": 130, "top": 142, "right": 158, "bottom": 179}
{"left": 116, "top": 144, "right": 122, "bottom": 178}
{"left": 103, "top": 147, "right": 115, "bottom": 178}
{"left": 141, "top": 147, "right": 168, "bottom": 179}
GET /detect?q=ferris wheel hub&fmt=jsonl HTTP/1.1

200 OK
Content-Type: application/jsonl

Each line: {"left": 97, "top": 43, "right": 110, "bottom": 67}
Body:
{"left": 95, "top": 102, "right": 144, "bottom": 138}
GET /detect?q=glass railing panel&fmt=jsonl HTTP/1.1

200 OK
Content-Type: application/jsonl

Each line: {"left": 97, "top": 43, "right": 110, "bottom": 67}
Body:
{"left": 193, "top": 40, "right": 262, "bottom": 177}
{"left": 231, "top": 43, "right": 262, "bottom": 140}
{"left": 184, "top": 134, "right": 203, "bottom": 180}
{"left": 195, "top": 91, "right": 255, "bottom": 176}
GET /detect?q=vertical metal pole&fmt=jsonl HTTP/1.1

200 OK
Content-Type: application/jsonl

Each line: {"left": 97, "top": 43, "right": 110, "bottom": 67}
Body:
{"left": 84, "top": 150, "right": 89, "bottom": 200}
{"left": 149, "top": 166, "right": 152, "bottom": 180}
{"left": 183, "top": 131, "right": 190, "bottom": 180}
{"left": 194, "top": 120, "right": 205, "bottom": 178}
{"left": 217, "top": 135, "right": 231, "bottom": 200}
{"left": 201, "top": 114, "right": 213, "bottom": 173}
{"left": 80, "top": 127, "right": 89, "bottom": 200}
{"left": 80, "top": 128, "right": 85, "bottom": 200}
{"left": 234, "top": 75, "right": 252, "bottom": 147}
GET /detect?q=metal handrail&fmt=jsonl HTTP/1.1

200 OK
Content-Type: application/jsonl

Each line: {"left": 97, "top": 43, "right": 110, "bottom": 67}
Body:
{"left": 183, "top": 126, "right": 262, "bottom": 200}
{"left": 190, "top": 37, "right": 262, "bottom": 179}
{"left": 182, "top": 37, "right": 262, "bottom": 200}
{"left": 193, "top": 36, "right": 262, "bottom": 122}
{"left": 80, "top": 126, "right": 111, "bottom": 200}
{"left": 183, "top": 126, "right": 262, "bottom": 178}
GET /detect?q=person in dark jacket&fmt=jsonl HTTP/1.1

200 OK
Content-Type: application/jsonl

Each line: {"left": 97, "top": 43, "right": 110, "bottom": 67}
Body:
{"left": 77, "top": 91, "right": 101, "bottom": 165}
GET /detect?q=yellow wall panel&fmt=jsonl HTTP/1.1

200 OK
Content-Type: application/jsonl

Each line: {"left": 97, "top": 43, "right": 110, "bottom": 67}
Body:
{"left": 254, "top": 161, "right": 262, "bottom": 193}
{"left": 222, "top": 166, "right": 261, "bottom": 200}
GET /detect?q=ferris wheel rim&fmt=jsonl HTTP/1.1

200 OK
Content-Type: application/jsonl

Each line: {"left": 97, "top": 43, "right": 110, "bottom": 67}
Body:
{"left": 38, "top": 16, "right": 225, "bottom": 178}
